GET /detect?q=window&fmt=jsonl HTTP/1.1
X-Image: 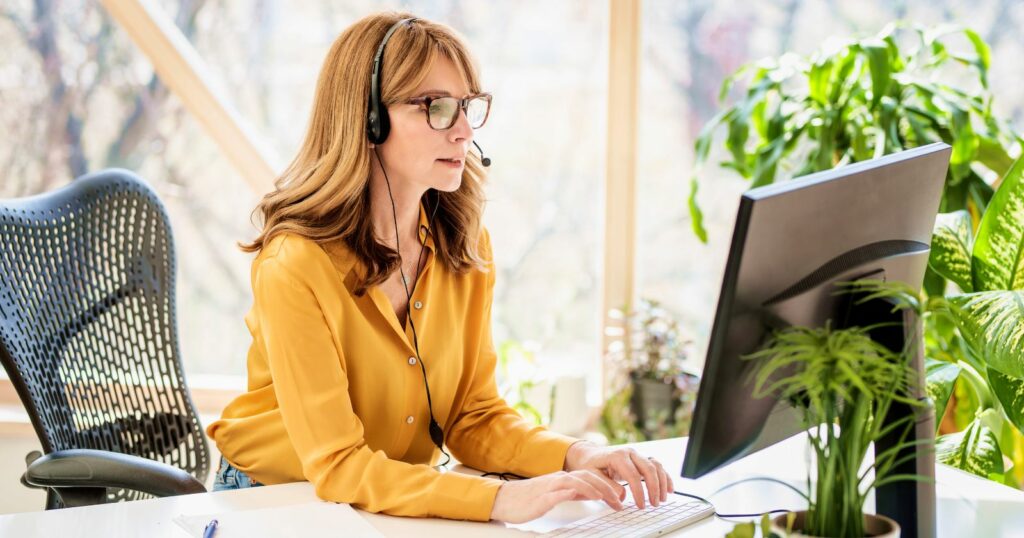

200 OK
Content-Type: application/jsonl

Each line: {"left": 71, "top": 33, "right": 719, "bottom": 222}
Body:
{"left": 2, "top": 1, "right": 609, "bottom": 398}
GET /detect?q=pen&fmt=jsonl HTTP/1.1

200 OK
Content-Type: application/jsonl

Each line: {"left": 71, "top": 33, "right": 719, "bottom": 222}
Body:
{"left": 202, "top": 518, "right": 218, "bottom": 538}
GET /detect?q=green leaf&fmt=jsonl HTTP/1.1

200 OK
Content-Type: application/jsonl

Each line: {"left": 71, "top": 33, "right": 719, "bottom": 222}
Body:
{"left": 752, "top": 98, "right": 769, "bottom": 141}
{"left": 976, "top": 136, "right": 1015, "bottom": 178}
{"left": 688, "top": 177, "right": 707, "bottom": 244}
{"left": 752, "top": 137, "right": 787, "bottom": 188}
{"left": 923, "top": 265, "right": 948, "bottom": 297}
{"left": 946, "top": 291, "right": 1024, "bottom": 378}
{"left": 936, "top": 419, "right": 1004, "bottom": 479}
{"left": 978, "top": 407, "right": 1007, "bottom": 441}
{"left": 949, "top": 106, "right": 980, "bottom": 183}
{"left": 849, "top": 123, "right": 872, "bottom": 161}
{"left": 926, "top": 359, "right": 961, "bottom": 425}
{"left": 828, "top": 48, "right": 859, "bottom": 104}
{"left": 809, "top": 57, "right": 834, "bottom": 106}
{"left": 940, "top": 174, "right": 971, "bottom": 214}
{"left": 725, "top": 521, "right": 756, "bottom": 538}
{"left": 727, "top": 109, "right": 753, "bottom": 177}
{"left": 718, "top": 65, "right": 750, "bottom": 102}
{"left": 967, "top": 172, "right": 996, "bottom": 217}
{"left": 694, "top": 108, "right": 734, "bottom": 165}
{"left": 973, "top": 155, "right": 1024, "bottom": 291}
{"left": 862, "top": 39, "right": 891, "bottom": 108}
{"left": 761, "top": 513, "right": 773, "bottom": 538}
{"left": 988, "top": 368, "right": 1024, "bottom": 435}
{"left": 953, "top": 376, "right": 981, "bottom": 430}
{"left": 963, "top": 28, "right": 991, "bottom": 88}
{"left": 929, "top": 210, "right": 975, "bottom": 293}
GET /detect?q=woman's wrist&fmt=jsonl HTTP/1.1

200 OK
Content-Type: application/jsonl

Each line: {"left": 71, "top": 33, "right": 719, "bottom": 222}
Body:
{"left": 563, "top": 439, "right": 597, "bottom": 471}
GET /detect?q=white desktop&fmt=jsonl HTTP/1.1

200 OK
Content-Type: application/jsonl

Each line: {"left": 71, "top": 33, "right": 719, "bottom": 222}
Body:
{"left": 2, "top": 433, "right": 1023, "bottom": 537}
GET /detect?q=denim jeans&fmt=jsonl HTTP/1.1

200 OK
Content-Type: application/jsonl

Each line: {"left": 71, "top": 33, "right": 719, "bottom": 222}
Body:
{"left": 211, "top": 455, "right": 264, "bottom": 491}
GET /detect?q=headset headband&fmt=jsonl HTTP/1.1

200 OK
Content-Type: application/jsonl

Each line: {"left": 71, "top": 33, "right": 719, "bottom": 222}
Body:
{"left": 367, "top": 18, "right": 418, "bottom": 144}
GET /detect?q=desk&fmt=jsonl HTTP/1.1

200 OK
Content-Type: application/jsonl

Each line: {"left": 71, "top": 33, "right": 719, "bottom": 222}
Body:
{"left": 2, "top": 434, "right": 1023, "bottom": 537}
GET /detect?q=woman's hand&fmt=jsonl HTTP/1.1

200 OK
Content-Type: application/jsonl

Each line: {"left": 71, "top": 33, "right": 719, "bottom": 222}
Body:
{"left": 489, "top": 470, "right": 625, "bottom": 524}
{"left": 562, "top": 441, "right": 673, "bottom": 509}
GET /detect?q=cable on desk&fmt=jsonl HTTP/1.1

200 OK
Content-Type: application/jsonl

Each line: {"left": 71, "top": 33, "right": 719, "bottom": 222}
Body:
{"left": 674, "top": 475, "right": 807, "bottom": 520}
{"left": 711, "top": 476, "right": 810, "bottom": 501}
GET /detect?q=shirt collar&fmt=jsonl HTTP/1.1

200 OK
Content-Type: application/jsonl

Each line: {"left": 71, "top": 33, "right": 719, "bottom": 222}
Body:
{"left": 324, "top": 200, "right": 436, "bottom": 286}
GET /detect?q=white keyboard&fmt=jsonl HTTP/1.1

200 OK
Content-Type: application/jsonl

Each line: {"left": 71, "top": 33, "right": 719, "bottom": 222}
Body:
{"left": 541, "top": 496, "right": 715, "bottom": 537}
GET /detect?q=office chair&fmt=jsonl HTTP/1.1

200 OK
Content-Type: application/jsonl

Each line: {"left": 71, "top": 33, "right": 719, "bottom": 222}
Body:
{"left": 0, "top": 169, "right": 209, "bottom": 509}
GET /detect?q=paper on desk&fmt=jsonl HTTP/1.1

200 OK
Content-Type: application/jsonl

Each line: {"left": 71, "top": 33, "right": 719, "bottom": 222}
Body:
{"left": 173, "top": 500, "right": 384, "bottom": 537}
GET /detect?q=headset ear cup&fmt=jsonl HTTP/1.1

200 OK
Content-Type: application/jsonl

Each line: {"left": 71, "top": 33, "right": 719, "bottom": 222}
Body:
{"left": 377, "top": 107, "right": 390, "bottom": 144}
{"left": 367, "top": 109, "right": 379, "bottom": 144}
{"left": 367, "top": 106, "right": 390, "bottom": 145}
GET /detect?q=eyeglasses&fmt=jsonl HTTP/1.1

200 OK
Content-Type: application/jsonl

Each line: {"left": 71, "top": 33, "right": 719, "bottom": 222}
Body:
{"left": 405, "top": 93, "right": 492, "bottom": 130}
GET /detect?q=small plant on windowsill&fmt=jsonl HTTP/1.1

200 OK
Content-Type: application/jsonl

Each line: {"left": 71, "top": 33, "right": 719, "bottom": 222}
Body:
{"left": 600, "top": 299, "right": 700, "bottom": 443}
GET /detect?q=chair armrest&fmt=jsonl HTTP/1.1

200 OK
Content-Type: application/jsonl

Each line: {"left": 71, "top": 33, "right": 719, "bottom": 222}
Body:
{"left": 25, "top": 449, "right": 206, "bottom": 497}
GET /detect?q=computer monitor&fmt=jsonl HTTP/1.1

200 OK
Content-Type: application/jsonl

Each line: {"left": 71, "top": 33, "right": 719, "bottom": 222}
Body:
{"left": 681, "top": 143, "right": 951, "bottom": 538}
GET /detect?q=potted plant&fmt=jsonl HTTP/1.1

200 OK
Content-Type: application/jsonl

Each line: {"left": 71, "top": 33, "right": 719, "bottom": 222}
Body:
{"left": 743, "top": 283, "right": 927, "bottom": 537}
{"left": 689, "top": 20, "right": 1024, "bottom": 489}
{"left": 688, "top": 23, "right": 1021, "bottom": 252}
{"left": 600, "top": 299, "right": 700, "bottom": 441}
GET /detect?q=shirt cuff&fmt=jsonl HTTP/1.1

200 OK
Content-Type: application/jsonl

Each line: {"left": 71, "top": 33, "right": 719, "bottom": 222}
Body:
{"left": 509, "top": 430, "right": 578, "bottom": 477}
{"left": 428, "top": 472, "right": 503, "bottom": 521}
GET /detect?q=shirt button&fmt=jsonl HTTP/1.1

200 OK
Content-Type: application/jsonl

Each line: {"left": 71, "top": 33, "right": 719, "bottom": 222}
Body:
{"left": 413, "top": 301, "right": 423, "bottom": 309}
{"left": 408, "top": 357, "right": 417, "bottom": 365}
{"left": 406, "top": 416, "right": 415, "bottom": 424}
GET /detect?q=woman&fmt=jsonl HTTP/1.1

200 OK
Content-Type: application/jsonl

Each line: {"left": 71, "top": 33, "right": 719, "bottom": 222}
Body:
{"left": 206, "top": 11, "right": 674, "bottom": 524}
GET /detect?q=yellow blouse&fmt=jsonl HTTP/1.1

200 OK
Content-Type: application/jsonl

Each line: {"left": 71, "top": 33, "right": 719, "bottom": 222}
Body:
{"left": 206, "top": 204, "right": 576, "bottom": 521}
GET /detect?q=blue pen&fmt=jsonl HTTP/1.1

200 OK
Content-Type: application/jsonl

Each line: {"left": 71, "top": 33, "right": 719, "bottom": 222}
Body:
{"left": 202, "top": 518, "right": 219, "bottom": 538}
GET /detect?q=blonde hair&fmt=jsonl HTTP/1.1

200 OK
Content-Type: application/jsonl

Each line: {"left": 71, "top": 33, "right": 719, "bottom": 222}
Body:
{"left": 241, "top": 12, "right": 488, "bottom": 295}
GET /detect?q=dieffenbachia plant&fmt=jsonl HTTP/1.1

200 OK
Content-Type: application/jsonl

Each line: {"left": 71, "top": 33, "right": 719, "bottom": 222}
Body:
{"left": 925, "top": 154, "right": 1024, "bottom": 485}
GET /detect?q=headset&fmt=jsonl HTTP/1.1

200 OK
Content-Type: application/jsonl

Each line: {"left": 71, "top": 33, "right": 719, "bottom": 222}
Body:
{"left": 366, "top": 18, "right": 412, "bottom": 145}
{"left": 366, "top": 17, "right": 491, "bottom": 163}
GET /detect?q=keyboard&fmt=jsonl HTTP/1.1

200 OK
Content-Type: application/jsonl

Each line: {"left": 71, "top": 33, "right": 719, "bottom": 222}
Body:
{"left": 541, "top": 496, "right": 715, "bottom": 537}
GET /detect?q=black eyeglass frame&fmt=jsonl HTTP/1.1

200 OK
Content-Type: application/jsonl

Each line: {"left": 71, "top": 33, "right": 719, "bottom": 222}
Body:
{"left": 404, "top": 93, "right": 493, "bottom": 130}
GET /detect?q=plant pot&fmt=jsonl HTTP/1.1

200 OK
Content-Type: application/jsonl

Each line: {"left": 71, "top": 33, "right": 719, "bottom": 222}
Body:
{"left": 628, "top": 374, "right": 679, "bottom": 436}
{"left": 769, "top": 511, "right": 900, "bottom": 538}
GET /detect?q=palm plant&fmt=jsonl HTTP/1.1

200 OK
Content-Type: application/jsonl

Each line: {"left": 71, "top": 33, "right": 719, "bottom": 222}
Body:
{"left": 746, "top": 302, "right": 923, "bottom": 537}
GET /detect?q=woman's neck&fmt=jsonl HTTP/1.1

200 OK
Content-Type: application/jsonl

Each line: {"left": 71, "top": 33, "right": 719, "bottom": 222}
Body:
{"left": 368, "top": 167, "right": 426, "bottom": 250}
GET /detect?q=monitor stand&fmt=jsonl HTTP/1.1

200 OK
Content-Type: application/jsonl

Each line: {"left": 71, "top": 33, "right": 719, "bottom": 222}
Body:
{"left": 838, "top": 289, "right": 936, "bottom": 538}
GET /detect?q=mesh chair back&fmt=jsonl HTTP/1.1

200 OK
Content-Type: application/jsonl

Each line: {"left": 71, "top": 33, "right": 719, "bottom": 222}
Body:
{"left": 0, "top": 169, "right": 209, "bottom": 504}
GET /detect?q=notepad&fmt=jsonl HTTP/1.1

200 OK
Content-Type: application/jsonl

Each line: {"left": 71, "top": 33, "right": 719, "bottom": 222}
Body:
{"left": 173, "top": 501, "right": 384, "bottom": 537}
